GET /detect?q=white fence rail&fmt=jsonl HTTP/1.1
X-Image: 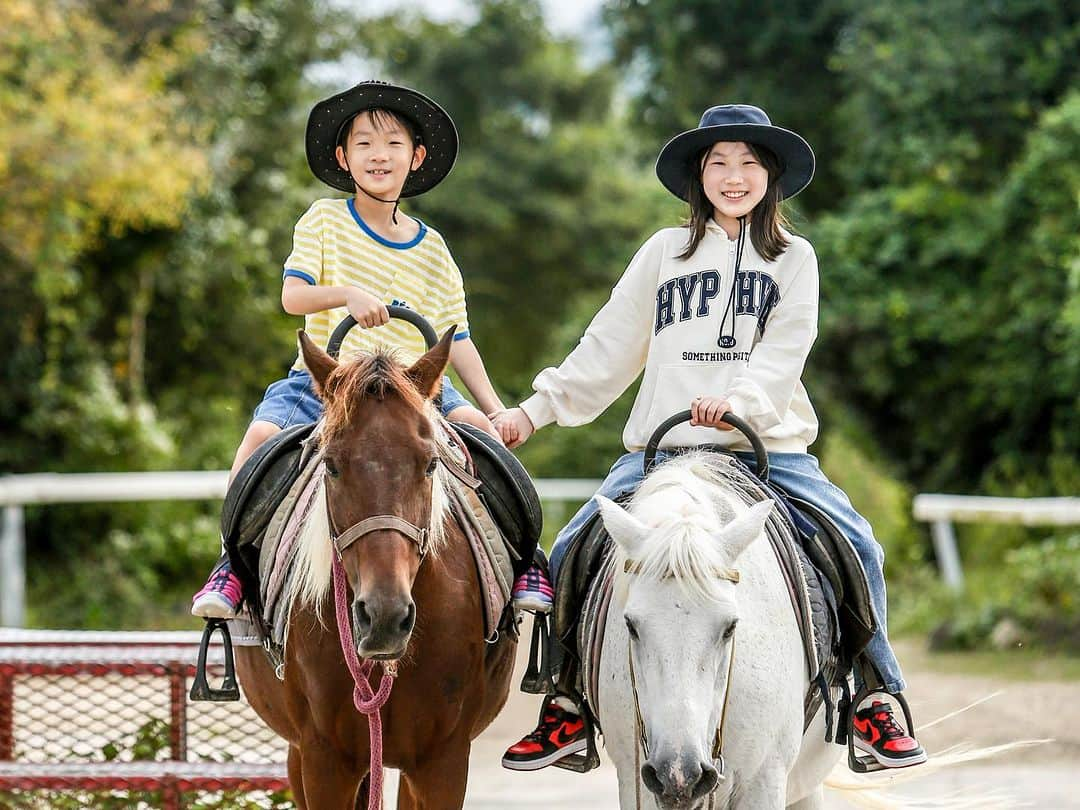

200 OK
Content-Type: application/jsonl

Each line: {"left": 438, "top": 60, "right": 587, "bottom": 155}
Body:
{"left": 912, "top": 494, "right": 1080, "bottom": 591}
{"left": 0, "top": 472, "right": 601, "bottom": 628}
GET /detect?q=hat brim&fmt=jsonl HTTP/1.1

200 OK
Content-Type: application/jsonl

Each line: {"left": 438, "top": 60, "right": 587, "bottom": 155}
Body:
{"left": 655, "top": 124, "right": 815, "bottom": 202}
{"left": 306, "top": 83, "right": 458, "bottom": 197}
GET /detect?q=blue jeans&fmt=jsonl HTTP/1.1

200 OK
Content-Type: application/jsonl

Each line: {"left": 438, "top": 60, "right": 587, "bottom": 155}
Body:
{"left": 252, "top": 369, "right": 469, "bottom": 428}
{"left": 549, "top": 450, "right": 905, "bottom": 693}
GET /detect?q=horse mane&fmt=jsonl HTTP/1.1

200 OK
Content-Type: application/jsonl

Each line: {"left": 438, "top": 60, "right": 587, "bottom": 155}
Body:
{"left": 614, "top": 452, "right": 796, "bottom": 604}
{"left": 284, "top": 349, "right": 454, "bottom": 619}
{"left": 319, "top": 350, "right": 425, "bottom": 444}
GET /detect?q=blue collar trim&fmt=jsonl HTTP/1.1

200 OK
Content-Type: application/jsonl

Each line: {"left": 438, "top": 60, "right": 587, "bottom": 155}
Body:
{"left": 347, "top": 198, "right": 427, "bottom": 249}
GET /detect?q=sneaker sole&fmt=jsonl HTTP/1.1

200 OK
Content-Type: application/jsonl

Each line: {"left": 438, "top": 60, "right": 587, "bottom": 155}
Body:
{"left": 513, "top": 597, "right": 553, "bottom": 614}
{"left": 853, "top": 737, "right": 928, "bottom": 768}
{"left": 501, "top": 738, "right": 588, "bottom": 771}
{"left": 191, "top": 594, "right": 240, "bottom": 620}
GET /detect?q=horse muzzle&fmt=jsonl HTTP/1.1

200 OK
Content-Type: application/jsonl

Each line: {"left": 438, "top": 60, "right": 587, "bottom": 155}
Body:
{"left": 353, "top": 595, "right": 416, "bottom": 659}
{"left": 641, "top": 751, "right": 720, "bottom": 809}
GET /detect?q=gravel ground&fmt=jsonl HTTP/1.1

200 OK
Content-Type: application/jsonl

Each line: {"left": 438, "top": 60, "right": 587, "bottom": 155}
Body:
{"left": 381, "top": 636, "right": 1080, "bottom": 808}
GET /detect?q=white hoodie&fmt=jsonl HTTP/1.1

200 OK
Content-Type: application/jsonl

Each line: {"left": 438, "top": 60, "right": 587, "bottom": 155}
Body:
{"left": 520, "top": 222, "right": 820, "bottom": 453}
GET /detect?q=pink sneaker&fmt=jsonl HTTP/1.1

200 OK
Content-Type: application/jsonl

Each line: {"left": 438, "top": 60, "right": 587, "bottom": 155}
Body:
{"left": 191, "top": 562, "right": 243, "bottom": 619}
{"left": 512, "top": 562, "right": 554, "bottom": 613}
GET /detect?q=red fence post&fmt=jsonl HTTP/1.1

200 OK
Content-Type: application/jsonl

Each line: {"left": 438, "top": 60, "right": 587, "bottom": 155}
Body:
{"left": 0, "top": 667, "right": 13, "bottom": 760}
{"left": 169, "top": 663, "right": 187, "bottom": 763}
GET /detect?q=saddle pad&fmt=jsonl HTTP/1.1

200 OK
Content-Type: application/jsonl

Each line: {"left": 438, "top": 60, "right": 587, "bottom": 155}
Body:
{"left": 449, "top": 422, "right": 542, "bottom": 578}
{"left": 580, "top": 553, "right": 616, "bottom": 729}
{"left": 223, "top": 422, "right": 316, "bottom": 598}
{"left": 448, "top": 481, "right": 513, "bottom": 640}
{"left": 259, "top": 461, "right": 324, "bottom": 646}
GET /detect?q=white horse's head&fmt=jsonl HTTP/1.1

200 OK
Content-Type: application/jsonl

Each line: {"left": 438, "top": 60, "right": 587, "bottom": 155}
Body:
{"left": 598, "top": 453, "right": 774, "bottom": 809}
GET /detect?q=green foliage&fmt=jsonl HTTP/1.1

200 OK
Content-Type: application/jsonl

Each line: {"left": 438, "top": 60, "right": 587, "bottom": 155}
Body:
{"left": 897, "top": 533, "right": 1080, "bottom": 654}
{"left": 602, "top": 0, "right": 855, "bottom": 209}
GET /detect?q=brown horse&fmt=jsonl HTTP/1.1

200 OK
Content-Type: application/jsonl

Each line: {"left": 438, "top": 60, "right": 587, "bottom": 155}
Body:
{"left": 236, "top": 327, "right": 517, "bottom": 809}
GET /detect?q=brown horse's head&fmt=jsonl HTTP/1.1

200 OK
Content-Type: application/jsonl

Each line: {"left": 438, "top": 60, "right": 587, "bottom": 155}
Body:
{"left": 291, "top": 326, "right": 456, "bottom": 660}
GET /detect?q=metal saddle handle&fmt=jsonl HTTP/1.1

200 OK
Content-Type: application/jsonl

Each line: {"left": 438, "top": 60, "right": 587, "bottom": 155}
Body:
{"left": 643, "top": 410, "right": 769, "bottom": 482}
{"left": 326, "top": 305, "right": 439, "bottom": 359}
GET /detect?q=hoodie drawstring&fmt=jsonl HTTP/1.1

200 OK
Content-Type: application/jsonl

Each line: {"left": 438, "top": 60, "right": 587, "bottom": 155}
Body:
{"left": 717, "top": 215, "right": 747, "bottom": 348}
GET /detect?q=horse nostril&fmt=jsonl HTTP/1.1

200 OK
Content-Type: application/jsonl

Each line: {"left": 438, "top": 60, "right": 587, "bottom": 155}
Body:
{"left": 691, "top": 761, "right": 719, "bottom": 800}
{"left": 641, "top": 762, "right": 663, "bottom": 796}
{"left": 399, "top": 601, "right": 416, "bottom": 634}
{"left": 353, "top": 600, "right": 372, "bottom": 635}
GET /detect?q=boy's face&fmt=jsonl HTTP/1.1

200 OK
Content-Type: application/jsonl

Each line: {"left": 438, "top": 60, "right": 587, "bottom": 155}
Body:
{"left": 700, "top": 141, "right": 769, "bottom": 225}
{"left": 335, "top": 111, "right": 427, "bottom": 198}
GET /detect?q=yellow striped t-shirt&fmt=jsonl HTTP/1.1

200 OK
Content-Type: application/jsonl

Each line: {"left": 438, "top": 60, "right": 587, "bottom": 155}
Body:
{"left": 284, "top": 198, "right": 470, "bottom": 370}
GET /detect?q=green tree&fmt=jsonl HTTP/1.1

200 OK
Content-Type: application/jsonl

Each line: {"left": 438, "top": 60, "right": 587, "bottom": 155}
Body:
{"left": 812, "top": 1, "right": 1079, "bottom": 492}
{"left": 602, "top": 0, "right": 855, "bottom": 210}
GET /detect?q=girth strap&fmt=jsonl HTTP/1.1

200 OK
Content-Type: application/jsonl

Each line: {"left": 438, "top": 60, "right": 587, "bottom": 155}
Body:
{"left": 334, "top": 515, "right": 428, "bottom": 555}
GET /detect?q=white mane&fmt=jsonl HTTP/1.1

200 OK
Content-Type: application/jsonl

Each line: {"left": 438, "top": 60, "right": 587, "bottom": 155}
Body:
{"left": 284, "top": 406, "right": 455, "bottom": 618}
{"left": 612, "top": 451, "right": 794, "bottom": 604}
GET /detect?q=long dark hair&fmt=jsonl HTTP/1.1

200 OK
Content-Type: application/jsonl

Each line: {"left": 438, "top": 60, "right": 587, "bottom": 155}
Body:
{"left": 677, "top": 142, "right": 791, "bottom": 262}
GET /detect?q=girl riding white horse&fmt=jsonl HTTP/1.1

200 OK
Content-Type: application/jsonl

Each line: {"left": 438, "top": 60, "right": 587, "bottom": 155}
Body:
{"left": 595, "top": 450, "right": 840, "bottom": 809}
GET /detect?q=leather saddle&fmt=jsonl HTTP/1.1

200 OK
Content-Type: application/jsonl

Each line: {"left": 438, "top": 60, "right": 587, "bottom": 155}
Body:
{"left": 448, "top": 422, "right": 543, "bottom": 579}
{"left": 221, "top": 422, "right": 316, "bottom": 612}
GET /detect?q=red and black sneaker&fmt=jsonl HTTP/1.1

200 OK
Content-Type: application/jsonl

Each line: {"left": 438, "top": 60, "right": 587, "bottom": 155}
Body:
{"left": 852, "top": 700, "right": 927, "bottom": 768}
{"left": 501, "top": 698, "right": 588, "bottom": 771}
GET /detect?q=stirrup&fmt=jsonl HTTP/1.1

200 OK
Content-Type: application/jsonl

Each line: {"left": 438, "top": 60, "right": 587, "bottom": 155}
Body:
{"left": 519, "top": 611, "right": 556, "bottom": 695}
{"left": 550, "top": 700, "right": 601, "bottom": 774}
{"left": 190, "top": 617, "right": 241, "bottom": 702}
{"left": 845, "top": 685, "right": 917, "bottom": 773}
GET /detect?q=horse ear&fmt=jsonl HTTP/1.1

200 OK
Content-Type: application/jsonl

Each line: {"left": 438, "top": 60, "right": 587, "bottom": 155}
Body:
{"left": 597, "top": 496, "right": 648, "bottom": 557}
{"left": 298, "top": 329, "right": 338, "bottom": 396}
{"left": 406, "top": 325, "right": 456, "bottom": 400}
{"left": 720, "top": 500, "right": 773, "bottom": 560}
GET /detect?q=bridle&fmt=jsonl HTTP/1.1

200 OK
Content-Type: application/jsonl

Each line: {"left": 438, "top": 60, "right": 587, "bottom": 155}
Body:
{"left": 623, "top": 559, "right": 741, "bottom": 810}
{"left": 329, "top": 512, "right": 431, "bottom": 560}
{"left": 322, "top": 456, "right": 439, "bottom": 810}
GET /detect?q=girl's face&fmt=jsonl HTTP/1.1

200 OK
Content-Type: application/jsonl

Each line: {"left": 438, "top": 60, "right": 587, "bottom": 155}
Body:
{"left": 335, "top": 111, "right": 426, "bottom": 198}
{"left": 700, "top": 141, "right": 769, "bottom": 229}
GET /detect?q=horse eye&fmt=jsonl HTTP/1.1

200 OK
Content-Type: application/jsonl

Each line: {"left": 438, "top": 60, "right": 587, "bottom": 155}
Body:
{"left": 625, "top": 617, "right": 639, "bottom": 640}
{"left": 722, "top": 620, "right": 738, "bottom": 640}
{"left": 325, "top": 459, "right": 341, "bottom": 479}
{"left": 424, "top": 457, "right": 438, "bottom": 477}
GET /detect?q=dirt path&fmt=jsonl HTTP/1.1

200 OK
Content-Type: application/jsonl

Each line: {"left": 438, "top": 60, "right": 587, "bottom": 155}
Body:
{"left": 384, "top": 634, "right": 1080, "bottom": 808}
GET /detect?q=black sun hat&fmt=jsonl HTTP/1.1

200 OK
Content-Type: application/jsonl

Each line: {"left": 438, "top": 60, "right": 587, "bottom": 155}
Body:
{"left": 655, "top": 104, "right": 815, "bottom": 202}
{"left": 306, "top": 80, "right": 458, "bottom": 197}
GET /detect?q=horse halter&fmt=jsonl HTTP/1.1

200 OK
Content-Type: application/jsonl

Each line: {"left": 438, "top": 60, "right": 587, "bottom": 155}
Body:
{"left": 623, "top": 560, "right": 740, "bottom": 810}
{"left": 331, "top": 513, "right": 429, "bottom": 559}
{"left": 324, "top": 462, "right": 436, "bottom": 561}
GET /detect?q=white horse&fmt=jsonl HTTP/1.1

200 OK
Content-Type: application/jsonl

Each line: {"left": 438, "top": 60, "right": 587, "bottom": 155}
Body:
{"left": 594, "top": 451, "right": 854, "bottom": 810}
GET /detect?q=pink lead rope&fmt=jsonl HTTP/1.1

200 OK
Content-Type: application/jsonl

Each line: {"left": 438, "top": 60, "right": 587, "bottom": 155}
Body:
{"left": 332, "top": 553, "right": 398, "bottom": 810}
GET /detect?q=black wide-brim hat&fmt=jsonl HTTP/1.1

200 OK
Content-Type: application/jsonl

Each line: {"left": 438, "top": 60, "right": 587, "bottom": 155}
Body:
{"left": 306, "top": 81, "right": 458, "bottom": 197}
{"left": 655, "top": 104, "right": 815, "bottom": 202}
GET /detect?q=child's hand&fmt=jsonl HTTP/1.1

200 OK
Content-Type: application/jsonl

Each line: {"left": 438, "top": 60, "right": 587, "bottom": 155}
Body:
{"left": 490, "top": 408, "right": 535, "bottom": 449}
{"left": 689, "top": 395, "right": 736, "bottom": 430}
{"left": 345, "top": 288, "right": 389, "bottom": 328}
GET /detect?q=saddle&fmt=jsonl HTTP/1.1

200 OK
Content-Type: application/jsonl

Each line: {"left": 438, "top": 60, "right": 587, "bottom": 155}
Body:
{"left": 221, "top": 422, "right": 317, "bottom": 620}
{"left": 448, "top": 422, "right": 543, "bottom": 579}
{"left": 549, "top": 454, "right": 878, "bottom": 748}
{"left": 221, "top": 419, "right": 543, "bottom": 653}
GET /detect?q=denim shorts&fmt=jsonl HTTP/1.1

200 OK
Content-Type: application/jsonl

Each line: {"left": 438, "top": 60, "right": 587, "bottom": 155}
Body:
{"left": 251, "top": 369, "right": 469, "bottom": 428}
